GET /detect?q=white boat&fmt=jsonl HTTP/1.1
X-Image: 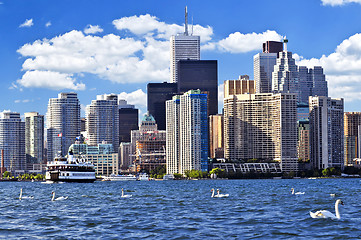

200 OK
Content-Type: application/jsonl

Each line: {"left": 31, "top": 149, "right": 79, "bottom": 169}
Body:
{"left": 103, "top": 174, "right": 137, "bottom": 181}
{"left": 138, "top": 173, "right": 149, "bottom": 181}
{"left": 163, "top": 174, "right": 175, "bottom": 180}
{"left": 45, "top": 151, "right": 96, "bottom": 183}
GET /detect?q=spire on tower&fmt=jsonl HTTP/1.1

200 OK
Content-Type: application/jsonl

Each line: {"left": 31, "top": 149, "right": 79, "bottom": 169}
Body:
{"left": 283, "top": 36, "right": 288, "bottom": 52}
{"left": 184, "top": 6, "right": 189, "bottom": 36}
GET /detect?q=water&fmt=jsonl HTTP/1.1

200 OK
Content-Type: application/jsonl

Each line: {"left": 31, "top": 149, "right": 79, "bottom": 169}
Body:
{"left": 0, "top": 178, "right": 360, "bottom": 239}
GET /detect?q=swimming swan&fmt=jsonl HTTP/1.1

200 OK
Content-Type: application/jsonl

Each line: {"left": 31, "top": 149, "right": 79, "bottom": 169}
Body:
{"left": 51, "top": 191, "right": 68, "bottom": 201}
{"left": 310, "top": 199, "right": 344, "bottom": 219}
{"left": 121, "top": 188, "right": 132, "bottom": 198}
{"left": 211, "top": 188, "right": 229, "bottom": 198}
{"left": 291, "top": 188, "right": 305, "bottom": 195}
{"left": 19, "top": 188, "right": 34, "bottom": 200}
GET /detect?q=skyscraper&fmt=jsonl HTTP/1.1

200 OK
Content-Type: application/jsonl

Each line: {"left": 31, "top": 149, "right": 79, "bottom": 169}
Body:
{"left": 170, "top": 7, "right": 200, "bottom": 83}
{"left": 224, "top": 75, "right": 255, "bottom": 98}
{"left": 147, "top": 82, "right": 177, "bottom": 130}
{"left": 224, "top": 93, "right": 298, "bottom": 172}
{"left": 166, "top": 90, "right": 208, "bottom": 174}
{"left": 86, "top": 94, "right": 119, "bottom": 151}
{"left": 272, "top": 40, "right": 299, "bottom": 102}
{"left": 298, "top": 66, "right": 328, "bottom": 104}
{"left": 209, "top": 114, "right": 224, "bottom": 159}
{"left": 47, "top": 93, "right": 81, "bottom": 160}
{"left": 177, "top": 60, "right": 218, "bottom": 115}
{"left": 254, "top": 41, "right": 283, "bottom": 94}
{"left": 309, "top": 96, "right": 344, "bottom": 169}
{"left": 118, "top": 100, "right": 138, "bottom": 143}
{"left": 25, "top": 112, "right": 44, "bottom": 170}
{"left": 344, "top": 112, "right": 361, "bottom": 166}
{"left": 297, "top": 118, "right": 310, "bottom": 162}
{"left": 0, "top": 112, "right": 25, "bottom": 172}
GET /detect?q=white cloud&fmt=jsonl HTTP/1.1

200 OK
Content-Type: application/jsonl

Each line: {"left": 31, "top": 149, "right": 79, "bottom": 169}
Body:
{"left": 45, "top": 21, "right": 51, "bottom": 27}
{"left": 17, "top": 70, "right": 85, "bottom": 90}
{"left": 218, "top": 83, "right": 224, "bottom": 109}
{"left": 321, "top": 0, "right": 361, "bottom": 6}
{"left": 296, "top": 33, "right": 361, "bottom": 102}
{"left": 19, "top": 19, "right": 34, "bottom": 28}
{"left": 204, "top": 30, "right": 283, "bottom": 53}
{"left": 14, "top": 100, "right": 21, "bottom": 103}
{"left": 118, "top": 89, "right": 147, "bottom": 109}
{"left": 112, "top": 14, "right": 213, "bottom": 42}
{"left": 84, "top": 25, "right": 103, "bottom": 34}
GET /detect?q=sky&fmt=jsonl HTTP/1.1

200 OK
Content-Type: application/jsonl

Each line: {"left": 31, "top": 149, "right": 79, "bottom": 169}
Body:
{"left": 1, "top": 0, "right": 361, "bottom": 118}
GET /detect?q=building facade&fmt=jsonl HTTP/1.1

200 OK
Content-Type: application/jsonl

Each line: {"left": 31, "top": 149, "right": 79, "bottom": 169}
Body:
{"left": 147, "top": 82, "right": 177, "bottom": 130}
{"left": 166, "top": 90, "right": 208, "bottom": 175}
{"left": 298, "top": 66, "right": 328, "bottom": 104}
{"left": 177, "top": 60, "right": 218, "bottom": 116}
{"left": 25, "top": 112, "right": 44, "bottom": 170}
{"left": 344, "top": 112, "right": 361, "bottom": 166}
{"left": 309, "top": 96, "right": 344, "bottom": 169}
{"left": 224, "top": 93, "right": 298, "bottom": 172}
{"left": 46, "top": 93, "right": 81, "bottom": 161}
{"left": 0, "top": 112, "right": 25, "bottom": 172}
{"left": 224, "top": 75, "right": 255, "bottom": 98}
{"left": 297, "top": 119, "right": 310, "bottom": 162}
{"left": 209, "top": 114, "right": 224, "bottom": 159}
{"left": 118, "top": 100, "right": 139, "bottom": 143}
{"left": 86, "top": 94, "right": 119, "bottom": 151}
{"left": 119, "top": 142, "right": 132, "bottom": 171}
{"left": 131, "top": 113, "right": 166, "bottom": 173}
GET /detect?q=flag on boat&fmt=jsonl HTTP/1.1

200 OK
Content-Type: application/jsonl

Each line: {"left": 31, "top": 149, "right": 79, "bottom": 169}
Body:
{"left": 58, "top": 133, "right": 62, "bottom": 137}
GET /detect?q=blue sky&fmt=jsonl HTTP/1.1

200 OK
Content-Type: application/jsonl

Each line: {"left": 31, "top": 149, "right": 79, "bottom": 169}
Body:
{"left": 1, "top": 0, "right": 361, "bottom": 118}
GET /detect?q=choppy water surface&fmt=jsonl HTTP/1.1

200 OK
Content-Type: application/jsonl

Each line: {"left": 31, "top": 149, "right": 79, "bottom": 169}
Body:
{"left": 0, "top": 179, "right": 360, "bottom": 239}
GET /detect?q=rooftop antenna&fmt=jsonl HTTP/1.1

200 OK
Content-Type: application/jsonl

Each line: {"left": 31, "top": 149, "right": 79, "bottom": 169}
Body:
{"left": 283, "top": 36, "right": 288, "bottom": 52}
{"left": 184, "top": 6, "right": 189, "bottom": 36}
{"left": 191, "top": 14, "right": 194, "bottom": 36}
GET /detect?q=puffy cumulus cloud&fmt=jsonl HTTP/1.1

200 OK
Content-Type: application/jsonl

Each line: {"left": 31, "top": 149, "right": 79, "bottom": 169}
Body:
{"left": 45, "top": 21, "right": 51, "bottom": 27}
{"left": 321, "top": 0, "right": 361, "bottom": 6}
{"left": 17, "top": 70, "right": 85, "bottom": 90}
{"left": 204, "top": 30, "right": 283, "bottom": 53}
{"left": 84, "top": 25, "right": 103, "bottom": 34}
{"left": 19, "top": 19, "right": 34, "bottom": 28}
{"left": 118, "top": 89, "right": 147, "bottom": 109}
{"left": 296, "top": 33, "right": 361, "bottom": 101}
{"left": 112, "top": 14, "right": 213, "bottom": 42}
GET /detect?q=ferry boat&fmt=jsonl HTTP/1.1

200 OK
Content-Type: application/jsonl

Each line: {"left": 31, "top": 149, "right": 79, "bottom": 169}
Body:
{"left": 45, "top": 151, "right": 96, "bottom": 183}
{"left": 102, "top": 174, "right": 137, "bottom": 181}
{"left": 138, "top": 173, "right": 149, "bottom": 181}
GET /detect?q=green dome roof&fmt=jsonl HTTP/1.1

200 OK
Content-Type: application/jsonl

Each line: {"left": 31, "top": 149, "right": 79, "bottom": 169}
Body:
{"left": 142, "top": 112, "right": 155, "bottom": 122}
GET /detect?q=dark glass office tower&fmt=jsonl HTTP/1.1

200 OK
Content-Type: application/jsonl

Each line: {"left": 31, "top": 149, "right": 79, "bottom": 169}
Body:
{"left": 177, "top": 60, "right": 218, "bottom": 115}
{"left": 119, "top": 101, "right": 139, "bottom": 143}
{"left": 147, "top": 82, "right": 177, "bottom": 130}
{"left": 263, "top": 41, "right": 283, "bottom": 54}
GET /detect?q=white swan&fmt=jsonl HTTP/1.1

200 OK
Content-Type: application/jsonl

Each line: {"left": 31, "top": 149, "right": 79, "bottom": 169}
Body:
{"left": 330, "top": 193, "right": 336, "bottom": 197}
{"left": 211, "top": 188, "right": 229, "bottom": 198}
{"left": 51, "top": 191, "right": 68, "bottom": 201}
{"left": 291, "top": 188, "right": 305, "bottom": 195}
{"left": 310, "top": 199, "right": 344, "bottom": 219}
{"left": 19, "top": 188, "right": 34, "bottom": 200}
{"left": 121, "top": 188, "right": 132, "bottom": 198}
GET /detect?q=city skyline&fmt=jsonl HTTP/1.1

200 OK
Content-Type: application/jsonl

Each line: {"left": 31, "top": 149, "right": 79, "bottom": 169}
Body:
{"left": 1, "top": 0, "right": 361, "bottom": 117}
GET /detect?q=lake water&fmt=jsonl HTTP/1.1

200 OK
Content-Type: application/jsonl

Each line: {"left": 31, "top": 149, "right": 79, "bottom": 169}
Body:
{"left": 0, "top": 178, "right": 360, "bottom": 239}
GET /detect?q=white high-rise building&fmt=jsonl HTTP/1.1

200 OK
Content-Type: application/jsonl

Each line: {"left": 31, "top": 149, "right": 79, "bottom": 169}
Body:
{"left": 166, "top": 90, "right": 208, "bottom": 175}
{"left": 170, "top": 7, "right": 200, "bottom": 83}
{"left": 25, "top": 112, "right": 44, "bottom": 170}
{"left": 86, "top": 94, "right": 119, "bottom": 151}
{"left": 272, "top": 40, "right": 300, "bottom": 101}
{"left": 47, "top": 93, "right": 81, "bottom": 161}
{"left": 0, "top": 112, "right": 25, "bottom": 172}
{"left": 309, "top": 96, "right": 344, "bottom": 169}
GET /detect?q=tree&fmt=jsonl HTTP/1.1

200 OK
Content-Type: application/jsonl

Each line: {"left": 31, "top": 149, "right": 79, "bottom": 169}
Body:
{"left": 3, "top": 171, "right": 11, "bottom": 179}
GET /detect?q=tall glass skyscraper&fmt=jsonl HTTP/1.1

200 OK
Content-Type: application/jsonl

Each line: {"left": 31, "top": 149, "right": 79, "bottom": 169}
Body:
{"left": 170, "top": 7, "right": 200, "bottom": 83}
{"left": 25, "top": 112, "right": 44, "bottom": 170}
{"left": 166, "top": 90, "right": 208, "bottom": 174}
